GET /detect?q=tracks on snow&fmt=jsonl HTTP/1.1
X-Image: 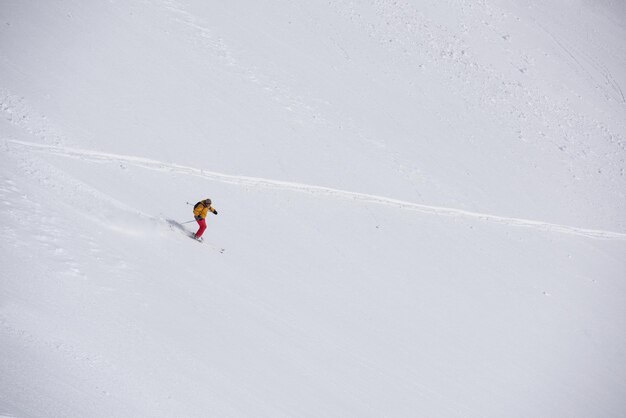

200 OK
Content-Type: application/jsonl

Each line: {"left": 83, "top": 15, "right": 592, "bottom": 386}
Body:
{"left": 8, "top": 139, "right": 626, "bottom": 241}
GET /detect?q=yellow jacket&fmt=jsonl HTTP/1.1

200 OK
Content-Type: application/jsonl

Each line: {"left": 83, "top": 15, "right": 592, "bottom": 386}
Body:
{"left": 193, "top": 201, "right": 217, "bottom": 220}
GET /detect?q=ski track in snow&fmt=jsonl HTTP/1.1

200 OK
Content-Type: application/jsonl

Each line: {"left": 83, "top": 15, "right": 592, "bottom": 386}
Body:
{"left": 8, "top": 139, "right": 626, "bottom": 241}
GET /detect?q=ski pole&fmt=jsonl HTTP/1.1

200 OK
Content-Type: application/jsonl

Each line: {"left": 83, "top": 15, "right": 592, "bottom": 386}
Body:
{"left": 181, "top": 220, "right": 197, "bottom": 224}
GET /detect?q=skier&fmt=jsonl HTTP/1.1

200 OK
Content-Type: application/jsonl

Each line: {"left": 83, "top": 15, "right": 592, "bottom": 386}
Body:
{"left": 193, "top": 198, "right": 218, "bottom": 241}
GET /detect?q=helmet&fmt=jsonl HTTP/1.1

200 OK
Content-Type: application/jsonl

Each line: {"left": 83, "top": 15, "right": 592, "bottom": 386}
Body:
{"left": 204, "top": 198, "right": 212, "bottom": 206}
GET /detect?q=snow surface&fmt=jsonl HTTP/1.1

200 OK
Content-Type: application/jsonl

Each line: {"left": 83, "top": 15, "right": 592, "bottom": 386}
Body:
{"left": 1, "top": 1, "right": 626, "bottom": 417}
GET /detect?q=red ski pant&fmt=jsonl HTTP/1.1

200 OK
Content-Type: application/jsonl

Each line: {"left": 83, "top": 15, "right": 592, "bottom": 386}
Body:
{"left": 195, "top": 218, "right": 207, "bottom": 238}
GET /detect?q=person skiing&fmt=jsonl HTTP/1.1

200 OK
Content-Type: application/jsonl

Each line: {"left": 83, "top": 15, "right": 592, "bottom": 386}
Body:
{"left": 193, "top": 198, "right": 218, "bottom": 241}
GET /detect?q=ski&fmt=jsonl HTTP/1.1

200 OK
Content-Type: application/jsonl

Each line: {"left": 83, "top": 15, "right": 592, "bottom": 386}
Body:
{"left": 166, "top": 218, "right": 225, "bottom": 253}
{"left": 189, "top": 233, "right": 225, "bottom": 253}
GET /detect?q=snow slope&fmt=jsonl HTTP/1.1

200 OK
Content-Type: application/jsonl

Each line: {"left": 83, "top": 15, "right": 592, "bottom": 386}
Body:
{"left": 1, "top": 1, "right": 626, "bottom": 417}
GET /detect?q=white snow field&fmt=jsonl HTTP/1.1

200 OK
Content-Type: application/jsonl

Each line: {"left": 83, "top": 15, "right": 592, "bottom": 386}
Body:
{"left": 1, "top": 0, "right": 626, "bottom": 416}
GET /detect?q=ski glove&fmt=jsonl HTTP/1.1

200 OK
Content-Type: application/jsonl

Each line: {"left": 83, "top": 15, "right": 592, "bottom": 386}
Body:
{"left": 214, "top": 210, "right": 218, "bottom": 215}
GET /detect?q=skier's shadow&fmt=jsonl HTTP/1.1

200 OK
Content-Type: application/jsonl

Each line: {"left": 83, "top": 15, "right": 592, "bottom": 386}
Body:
{"left": 166, "top": 219, "right": 190, "bottom": 233}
